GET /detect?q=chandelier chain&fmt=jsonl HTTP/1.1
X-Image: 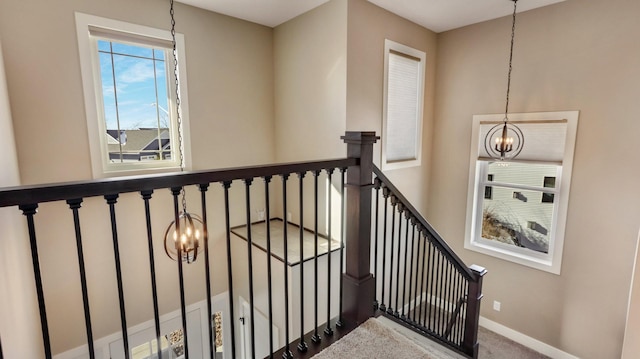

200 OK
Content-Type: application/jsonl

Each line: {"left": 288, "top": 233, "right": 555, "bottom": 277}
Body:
{"left": 170, "top": 0, "right": 187, "bottom": 212}
{"left": 504, "top": 0, "right": 518, "bottom": 122}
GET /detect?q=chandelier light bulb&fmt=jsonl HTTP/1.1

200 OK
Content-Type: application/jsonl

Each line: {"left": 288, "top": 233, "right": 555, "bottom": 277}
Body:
{"left": 164, "top": 212, "right": 204, "bottom": 263}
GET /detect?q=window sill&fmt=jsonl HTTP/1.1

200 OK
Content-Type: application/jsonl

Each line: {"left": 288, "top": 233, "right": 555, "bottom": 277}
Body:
{"left": 464, "top": 237, "right": 561, "bottom": 275}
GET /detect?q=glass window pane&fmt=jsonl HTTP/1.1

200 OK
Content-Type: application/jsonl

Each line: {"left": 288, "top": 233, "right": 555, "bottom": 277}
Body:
{"left": 153, "top": 48, "right": 165, "bottom": 61}
{"left": 98, "top": 52, "right": 118, "bottom": 130}
{"left": 97, "top": 39, "right": 111, "bottom": 52}
{"left": 111, "top": 42, "right": 154, "bottom": 58}
{"left": 485, "top": 161, "right": 558, "bottom": 188}
{"left": 482, "top": 187, "right": 554, "bottom": 253}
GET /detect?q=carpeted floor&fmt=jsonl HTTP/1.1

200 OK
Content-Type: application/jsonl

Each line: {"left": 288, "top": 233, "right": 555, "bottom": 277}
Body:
{"left": 477, "top": 326, "right": 550, "bottom": 359}
{"left": 310, "top": 317, "right": 450, "bottom": 359}
{"left": 310, "top": 316, "right": 550, "bottom": 359}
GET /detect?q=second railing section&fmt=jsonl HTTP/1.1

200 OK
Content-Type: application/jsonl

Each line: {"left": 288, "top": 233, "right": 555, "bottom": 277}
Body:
{"left": 371, "top": 166, "right": 486, "bottom": 358}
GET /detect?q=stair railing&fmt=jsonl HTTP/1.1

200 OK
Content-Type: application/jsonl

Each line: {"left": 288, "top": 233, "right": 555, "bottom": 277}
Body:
{"left": 0, "top": 131, "right": 484, "bottom": 359}
{"left": 371, "top": 166, "right": 487, "bottom": 359}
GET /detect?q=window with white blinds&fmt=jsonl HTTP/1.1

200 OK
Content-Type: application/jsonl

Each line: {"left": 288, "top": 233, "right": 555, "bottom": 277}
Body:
{"left": 464, "top": 111, "right": 579, "bottom": 274}
{"left": 382, "top": 40, "right": 425, "bottom": 170}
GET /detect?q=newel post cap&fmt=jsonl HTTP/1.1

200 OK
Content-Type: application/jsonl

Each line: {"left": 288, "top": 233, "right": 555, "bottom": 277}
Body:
{"left": 341, "top": 131, "right": 379, "bottom": 145}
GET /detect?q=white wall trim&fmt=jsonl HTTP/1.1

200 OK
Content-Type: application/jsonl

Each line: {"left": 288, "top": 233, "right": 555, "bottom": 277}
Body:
{"left": 479, "top": 316, "right": 579, "bottom": 359}
{"left": 55, "top": 293, "right": 231, "bottom": 359}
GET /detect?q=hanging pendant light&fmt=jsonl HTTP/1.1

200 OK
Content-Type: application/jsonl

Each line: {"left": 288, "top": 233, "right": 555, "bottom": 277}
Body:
{"left": 484, "top": 0, "right": 524, "bottom": 161}
{"left": 164, "top": 0, "right": 204, "bottom": 263}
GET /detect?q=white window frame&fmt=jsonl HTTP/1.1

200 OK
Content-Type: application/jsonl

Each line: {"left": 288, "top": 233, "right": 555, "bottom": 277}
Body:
{"left": 464, "top": 111, "right": 579, "bottom": 274}
{"left": 75, "top": 13, "right": 192, "bottom": 178}
{"left": 381, "top": 39, "right": 425, "bottom": 171}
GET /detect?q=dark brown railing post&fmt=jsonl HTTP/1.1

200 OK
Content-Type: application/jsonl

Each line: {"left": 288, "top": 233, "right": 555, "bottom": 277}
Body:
{"left": 462, "top": 265, "right": 487, "bottom": 359}
{"left": 340, "top": 131, "right": 379, "bottom": 325}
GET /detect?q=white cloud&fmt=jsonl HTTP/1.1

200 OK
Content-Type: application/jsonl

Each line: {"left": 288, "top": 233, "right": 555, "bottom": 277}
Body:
{"left": 118, "top": 61, "right": 156, "bottom": 85}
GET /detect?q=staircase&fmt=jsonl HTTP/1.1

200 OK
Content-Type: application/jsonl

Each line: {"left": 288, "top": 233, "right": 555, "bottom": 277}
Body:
{"left": 0, "top": 131, "right": 485, "bottom": 359}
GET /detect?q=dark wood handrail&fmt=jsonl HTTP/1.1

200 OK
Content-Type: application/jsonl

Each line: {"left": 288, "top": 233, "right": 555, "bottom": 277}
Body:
{"left": 372, "top": 165, "right": 476, "bottom": 281}
{"left": 0, "top": 158, "right": 356, "bottom": 208}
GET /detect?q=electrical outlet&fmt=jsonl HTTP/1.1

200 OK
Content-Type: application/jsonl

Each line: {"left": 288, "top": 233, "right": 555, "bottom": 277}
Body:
{"left": 257, "top": 209, "right": 265, "bottom": 220}
{"left": 493, "top": 300, "right": 501, "bottom": 312}
{"left": 287, "top": 212, "right": 292, "bottom": 222}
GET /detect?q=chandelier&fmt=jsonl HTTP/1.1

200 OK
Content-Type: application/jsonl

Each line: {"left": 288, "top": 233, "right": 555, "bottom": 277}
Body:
{"left": 164, "top": 0, "right": 203, "bottom": 263}
{"left": 484, "top": 0, "right": 524, "bottom": 161}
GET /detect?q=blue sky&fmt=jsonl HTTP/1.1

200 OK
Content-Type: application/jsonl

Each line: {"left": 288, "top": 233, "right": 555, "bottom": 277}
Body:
{"left": 98, "top": 40, "right": 170, "bottom": 130}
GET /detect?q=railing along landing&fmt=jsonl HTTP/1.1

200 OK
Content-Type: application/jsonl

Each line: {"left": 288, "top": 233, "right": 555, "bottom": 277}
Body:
{"left": 0, "top": 131, "right": 484, "bottom": 359}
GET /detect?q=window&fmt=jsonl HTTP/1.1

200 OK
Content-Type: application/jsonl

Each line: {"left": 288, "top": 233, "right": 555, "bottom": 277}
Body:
{"left": 381, "top": 39, "right": 425, "bottom": 170}
{"left": 464, "top": 111, "right": 579, "bottom": 274}
{"left": 542, "top": 176, "right": 556, "bottom": 203}
{"left": 76, "top": 13, "right": 191, "bottom": 178}
{"left": 484, "top": 174, "right": 494, "bottom": 199}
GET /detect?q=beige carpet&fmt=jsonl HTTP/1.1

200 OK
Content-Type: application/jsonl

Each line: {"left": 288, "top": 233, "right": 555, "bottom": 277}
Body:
{"left": 310, "top": 317, "right": 451, "bottom": 359}
{"left": 310, "top": 316, "right": 550, "bottom": 359}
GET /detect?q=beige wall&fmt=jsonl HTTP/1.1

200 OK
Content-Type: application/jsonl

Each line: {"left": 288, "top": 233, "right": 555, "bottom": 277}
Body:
{"left": 0, "top": 0, "right": 275, "bottom": 185}
{"left": 346, "top": 0, "right": 437, "bottom": 213}
{"left": 0, "top": 39, "right": 43, "bottom": 358}
{"left": 274, "top": 0, "right": 347, "bottom": 162}
{"left": 430, "top": 0, "right": 640, "bottom": 357}
{"left": 0, "top": 0, "right": 276, "bottom": 354}
{"left": 6, "top": 0, "right": 640, "bottom": 357}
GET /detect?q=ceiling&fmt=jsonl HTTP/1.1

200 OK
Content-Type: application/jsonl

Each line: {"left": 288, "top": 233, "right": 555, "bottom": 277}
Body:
{"left": 175, "top": 0, "right": 565, "bottom": 32}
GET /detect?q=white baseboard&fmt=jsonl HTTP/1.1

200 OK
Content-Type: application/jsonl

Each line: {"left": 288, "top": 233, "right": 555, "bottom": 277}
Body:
{"left": 479, "top": 317, "right": 579, "bottom": 359}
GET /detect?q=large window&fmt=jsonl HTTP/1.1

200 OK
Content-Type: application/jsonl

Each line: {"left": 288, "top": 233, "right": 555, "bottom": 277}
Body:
{"left": 381, "top": 39, "right": 425, "bottom": 170}
{"left": 464, "top": 111, "right": 579, "bottom": 274}
{"left": 76, "top": 13, "right": 191, "bottom": 178}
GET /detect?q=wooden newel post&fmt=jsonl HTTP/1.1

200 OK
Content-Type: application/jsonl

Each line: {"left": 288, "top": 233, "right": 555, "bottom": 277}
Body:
{"left": 341, "top": 131, "right": 379, "bottom": 325}
{"left": 463, "top": 264, "right": 487, "bottom": 359}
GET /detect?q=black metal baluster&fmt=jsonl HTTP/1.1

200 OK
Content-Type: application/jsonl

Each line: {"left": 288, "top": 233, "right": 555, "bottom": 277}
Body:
{"left": 416, "top": 229, "right": 426, "bottom": 325}
{"left": 297, "top": 172, "right": 308, "bottom": 353}
{"left": 445, "top": 261, "right": 455, "bottom": 338}
{"left": 324, "top": 168, "right": 334, "bottom": 337}
{"left": 454, "top": 272, "right": 462, "bottom": 344}
{"left": 450, "top": 271, "right": 459, "bottom": 343}
{"left": 443, "top": 256, "right": 451, "bottom": 338}
{"left": 264, "top": 176, "right": 275, "bottom": 358}
{"left": 426, "top": 239, "right": 437, "bottom": 332}
{"left": 428, "top": 242, "right": 436, "bottom": 331}
{"left": 67, "top": 199, "right": 95, "bottom": 359}
{"left": 311, "top": 170, "right": 321, "bottom": 344}
{"left": 444, "top": 265, "right": 462, "bottom": 341}
{"left": 169, "top": 188, "right": 189, "bottom": 359}
{"left": 336, "top": 167, "right": 346, "bottom": 328}
{"left": 407, "top": 219, "right": 416, "bottom": 324}
{"left": 19, "top": 204, "right": 52, "bottom": 359}
{"left": 140, "top": 190, "right": 162, "bottom": 359}
{"left": 243, "top": 179, "right": 257, "bottom": 359}
{"left": 222, "top": 181, "right": 237, "bottom": 359}
{"left": 387, "top": 196, "right": 397, "bottom": 315}
{"left": 372, "top": 177, "right": 382, "bottom": 310}
{"left": 394, "top": 204, "right": 404, "bottom": 317}
{"left": 439, "top": 258, "right": 447, "bottom": 336}
{"left": 198, "top": 184, "right": 214, "bottom": 359}
{"left": 401, "top": 212, "right": 410, "bottom": 319}
{"left": 459, "top": 276, "right": 468, "bottom": 345}
{"left": 443, "top": 260, "right": 452, "bottom": 336}
{"left": 436, "top": 250, "right": 444, "bottom": 337}
{"left": 104, "top": 194, "right": 130, "bottom": 359}
{"left": 379, "top": 187, "right": 390, "bottom": 312}
{"left": 281, "top": 174, "right": 293, "bottom": 359}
